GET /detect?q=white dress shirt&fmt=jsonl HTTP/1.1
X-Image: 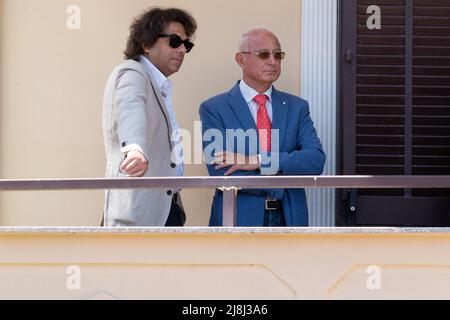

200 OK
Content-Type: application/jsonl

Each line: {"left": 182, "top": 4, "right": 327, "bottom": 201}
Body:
{"left": 239, "top": 79, "right": 273, "bottom": 123}
{"left": 140, "top": 55, "right": 184, "bottom": 176}
{"left": 238, "top": 80, "right": 275, "bottom": 174}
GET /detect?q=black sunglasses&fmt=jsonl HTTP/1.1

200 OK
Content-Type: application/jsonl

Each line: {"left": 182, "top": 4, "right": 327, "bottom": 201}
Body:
{"left": 241, "top": 51, "right": 286, "bottom": 60}
{"left": 159, "top": 34, "right": 195, "bottom": 53}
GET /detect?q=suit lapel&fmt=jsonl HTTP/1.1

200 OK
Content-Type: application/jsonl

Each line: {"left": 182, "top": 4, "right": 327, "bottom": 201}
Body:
{"left": 228, "top": 82, "right": 257, "bottom": 131}
{"left": 271, "top": 88, "right": 288, "bottom": 149}
{"left": 138, "top": 60, "right": 175, "bottom": 149}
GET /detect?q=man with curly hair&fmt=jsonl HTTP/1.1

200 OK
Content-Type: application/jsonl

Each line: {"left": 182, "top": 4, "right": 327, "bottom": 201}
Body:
{"left": 103, "top": 7, "right": 197, "bottom": 226}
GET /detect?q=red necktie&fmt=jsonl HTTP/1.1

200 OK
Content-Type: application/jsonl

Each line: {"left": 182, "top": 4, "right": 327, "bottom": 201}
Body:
{"left": 254, "top": 94, "right": 272, "bottom": 152}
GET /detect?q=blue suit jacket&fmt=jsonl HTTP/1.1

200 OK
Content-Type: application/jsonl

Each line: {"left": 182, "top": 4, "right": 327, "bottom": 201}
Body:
{"left": 199, "top": 82, "right": 326, "bottom": 226}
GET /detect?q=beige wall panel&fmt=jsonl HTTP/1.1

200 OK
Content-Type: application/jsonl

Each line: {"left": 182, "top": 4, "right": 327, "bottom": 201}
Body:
{"left": 0, "top": 0, "right": 302, "bottom": 226}
{"left": 0, "top": 228, "right": 449, "bottom": 299}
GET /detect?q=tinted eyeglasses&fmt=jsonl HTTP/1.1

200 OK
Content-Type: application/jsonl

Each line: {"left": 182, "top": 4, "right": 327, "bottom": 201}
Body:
{"left": 241, "top": 51, "right": 286, "bottom": 60}
{"left": 159, "top": 34, "right": 195, "bottom": 53}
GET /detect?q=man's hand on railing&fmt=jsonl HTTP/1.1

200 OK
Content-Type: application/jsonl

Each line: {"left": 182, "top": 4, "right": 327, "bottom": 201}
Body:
{"left": 212, "top": 151, "right": 260, "bottom": 176}
{"left": 120, "top": 150, "right": 149, "bottom": 177}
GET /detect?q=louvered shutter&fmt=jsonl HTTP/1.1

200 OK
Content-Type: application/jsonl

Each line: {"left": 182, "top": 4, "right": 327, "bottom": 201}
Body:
{"left": 340, "top": 0, "right": 450, "bottom": 226}
{"left": 412, "top": 0, "right": 450, "bottom": 197}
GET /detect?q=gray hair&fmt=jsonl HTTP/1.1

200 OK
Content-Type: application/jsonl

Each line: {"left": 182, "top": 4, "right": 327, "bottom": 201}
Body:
{"left": 238, "top": 27, "right": 279, "bottom": 51}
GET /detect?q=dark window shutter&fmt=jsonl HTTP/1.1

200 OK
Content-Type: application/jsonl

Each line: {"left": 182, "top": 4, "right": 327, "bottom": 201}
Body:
{"left": 356, "top": 0, "right": 407, "bottom": 196}
{"left": 340, "top": 0, "right": 450, "bottom": 226}
{"left": 412, "top": 0, "right": 450, "bottom": 197}
{"left": 355, "top": 0, "right": 450, "bottom": 197}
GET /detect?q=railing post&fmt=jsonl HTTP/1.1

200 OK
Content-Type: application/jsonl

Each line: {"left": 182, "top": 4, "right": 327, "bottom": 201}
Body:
{"left": 221, "top": 187, "right": 238, "bottom": 227}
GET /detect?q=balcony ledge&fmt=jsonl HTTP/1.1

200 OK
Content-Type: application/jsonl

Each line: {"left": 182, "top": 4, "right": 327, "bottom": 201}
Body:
{"left": 0, "top": 226, "right": 449, "bottom": 235}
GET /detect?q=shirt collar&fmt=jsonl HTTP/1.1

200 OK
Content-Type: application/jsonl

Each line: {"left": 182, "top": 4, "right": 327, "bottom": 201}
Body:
{"left": 140, "top": 55, "right": 172, "bottom": 95}
{"left": 239, "top": 79, "right": 273, "bottom": 104}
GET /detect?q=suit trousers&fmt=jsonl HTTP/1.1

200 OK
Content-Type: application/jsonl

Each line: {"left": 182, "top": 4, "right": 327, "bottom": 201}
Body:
{"left": 165, "top": 193, "right": 186, "bottom": 226}
{"left": 263, "top": 208, "right": 287, "bottom": 227}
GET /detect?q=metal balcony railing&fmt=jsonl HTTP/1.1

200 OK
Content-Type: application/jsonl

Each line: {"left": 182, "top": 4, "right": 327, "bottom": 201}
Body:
{"left": 0, "top": 176, "right": 449, "bottom": 226}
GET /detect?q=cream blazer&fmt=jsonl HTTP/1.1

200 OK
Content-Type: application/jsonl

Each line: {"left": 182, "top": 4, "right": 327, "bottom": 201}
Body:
{"left": 102, "top": 59, "right": 179, "bottom": 226}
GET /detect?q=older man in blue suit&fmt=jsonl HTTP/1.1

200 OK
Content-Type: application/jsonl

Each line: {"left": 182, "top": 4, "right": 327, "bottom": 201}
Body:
{"left": 200, "top": 28, "right": 326, "bottom": 227}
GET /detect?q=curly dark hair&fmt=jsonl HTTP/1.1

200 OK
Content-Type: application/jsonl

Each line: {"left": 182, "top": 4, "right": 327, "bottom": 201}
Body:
{"left": 124, "top": 7, "right": 197, "bottom": 61}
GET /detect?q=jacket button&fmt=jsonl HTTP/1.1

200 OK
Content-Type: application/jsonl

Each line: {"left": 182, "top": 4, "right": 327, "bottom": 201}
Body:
{"left": 171, "top": 163, "right": 176, "bottom": 168}
{"left": 167, "top": 190, "right": 173, "bottom": 196}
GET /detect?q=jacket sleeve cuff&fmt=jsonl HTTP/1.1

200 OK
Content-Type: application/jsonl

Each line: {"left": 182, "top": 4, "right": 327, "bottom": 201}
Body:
{"left": 120, "top": 143, "right": 148, "bottom": 161}
{"left": 260, "top": 152, "right": 281, "bottom": 176}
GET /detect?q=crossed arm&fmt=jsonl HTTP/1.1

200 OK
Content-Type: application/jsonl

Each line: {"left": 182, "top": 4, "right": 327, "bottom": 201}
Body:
{"left": 200, "top": 100, "right": 326, "bottom": 199}
{"left": 200, "top": 100, "right": 326, "bottom": 177}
